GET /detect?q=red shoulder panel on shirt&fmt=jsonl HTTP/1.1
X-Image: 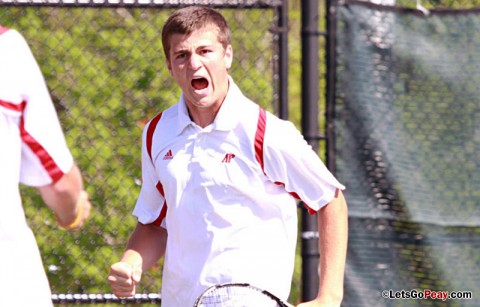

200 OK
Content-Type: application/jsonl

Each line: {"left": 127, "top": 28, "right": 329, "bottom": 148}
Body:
{"left": 146, "top": 112, "right": 163, "bottom": 161}
{"left": 255, "top": 108, "right": 317, "bottom": 215}
{"left": 145, "top": 112, "right": 168, "bottom": 227}
{"left": 254, "top": 107, "right": 266, "bottom": 172}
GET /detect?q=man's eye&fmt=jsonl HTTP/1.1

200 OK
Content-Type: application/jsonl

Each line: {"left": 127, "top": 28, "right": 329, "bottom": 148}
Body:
{"left": 176, "top": 53, "right": 186, "bottom": 59}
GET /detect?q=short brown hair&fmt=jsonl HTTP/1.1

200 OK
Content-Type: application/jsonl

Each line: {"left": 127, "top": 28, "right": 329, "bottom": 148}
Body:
{"left": 161, "top": 6, "right": 231, "bottom": 60}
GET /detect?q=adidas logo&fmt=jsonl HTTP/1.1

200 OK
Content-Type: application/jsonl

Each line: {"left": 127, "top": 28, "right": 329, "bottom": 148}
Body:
{"left": 163, "top": 149, "right": 173, "bottom": 160}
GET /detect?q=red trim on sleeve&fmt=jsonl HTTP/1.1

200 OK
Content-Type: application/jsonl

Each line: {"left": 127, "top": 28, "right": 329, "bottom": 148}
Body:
{"left": 254, "top": 107, "right": 316, "bottom": 215}
{"left": 145, "top": 113, "right": 167, "bottom": 226}
{"left": 146, "top": 112, "right": 163, "bottom": 161}
{"left": 274, "top": 181, "right": 316, "bottom": 214}
{"left": 152, "top": 181, "right": 168, "bottom": 227}
{"left": 274, "top": 181, "right": 301, "bottom": 200}
{"left": 17, "top": 101, "right": 64, "bottom": 182}
{"left": 0, "top": 99, "right": 26, "bottom": 112}
{"left": 0, "top": 26, "right": 9, "bottom": 35}
{"left": 254, "top": 107, "right": 266, "bottom": 172}
{"left": 305, "top": 205, "right": 317, "bottom": 215}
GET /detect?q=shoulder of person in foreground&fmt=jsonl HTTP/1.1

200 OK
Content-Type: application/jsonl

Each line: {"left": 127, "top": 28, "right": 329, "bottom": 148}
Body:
{"left": 2, "top": 27, "right": 93, "bottom": 231}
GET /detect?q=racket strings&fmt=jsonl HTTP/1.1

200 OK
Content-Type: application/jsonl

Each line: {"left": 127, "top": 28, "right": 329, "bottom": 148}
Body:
{"left": 196, "top": 285, "right": 281, "bottom": 307}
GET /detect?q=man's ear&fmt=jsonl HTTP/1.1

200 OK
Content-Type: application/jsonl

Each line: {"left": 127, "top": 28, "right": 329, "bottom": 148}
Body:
{"left": 166, "top": 60, "right": 173, "bottom": 76}
{"left": 224, "top": 45, "right": 233, "bottom": 70}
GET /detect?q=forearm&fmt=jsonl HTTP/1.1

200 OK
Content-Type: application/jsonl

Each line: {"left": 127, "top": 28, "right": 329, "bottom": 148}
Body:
{"left": 316, "top": 189, "right": 348, "bottom": 305}
{"left": 38, "top": 163, "right": 88, "bottom": 227}
{"left": 108, "top": 223, "right": 165, "bottom": 298}
{"left": 122, "top": 222, "right": 167, "bottom": 271}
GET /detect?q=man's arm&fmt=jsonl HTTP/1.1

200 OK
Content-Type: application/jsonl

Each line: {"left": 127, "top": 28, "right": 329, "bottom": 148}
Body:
{"left": 298, "top": 189, "right": 348, "bottom": 307}
{"left": 108, "top": 222, "right": 167, "bottom": 298}
{"left": 38, "top": 163, "right": 91, "bottom": 231}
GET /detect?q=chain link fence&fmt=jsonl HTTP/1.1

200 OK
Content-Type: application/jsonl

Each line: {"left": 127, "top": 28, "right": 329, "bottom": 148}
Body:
{"left": 9, "top": 0, "right": 480, "bottom": 305}
{"left": 1, "top": 0, "right": 286, "bottom": 304}
{"left": 334, "top": 1, "right": 480, "bottom": 305}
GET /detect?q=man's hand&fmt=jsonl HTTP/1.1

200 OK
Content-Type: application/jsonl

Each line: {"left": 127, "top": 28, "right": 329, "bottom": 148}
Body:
{"left": 56, "top": 190, "right": 92, "bottom": 231}
{"left": 107, "top": 262, "right": 142, "bottom": 298}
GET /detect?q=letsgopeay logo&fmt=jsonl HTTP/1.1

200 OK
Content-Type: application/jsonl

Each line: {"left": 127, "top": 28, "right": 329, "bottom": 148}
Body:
{"left": 382, "top": 289, "right": 472, "bottom": 301}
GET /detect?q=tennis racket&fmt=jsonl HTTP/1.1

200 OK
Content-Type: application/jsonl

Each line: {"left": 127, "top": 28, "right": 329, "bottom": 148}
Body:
{"left": 193, "top": 282, "right": 293, "bottom": 307}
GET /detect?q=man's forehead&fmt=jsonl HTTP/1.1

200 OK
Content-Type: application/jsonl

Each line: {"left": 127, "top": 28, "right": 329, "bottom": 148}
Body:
{"left": 170, "top": 27, "right": 222, "bottom": 49}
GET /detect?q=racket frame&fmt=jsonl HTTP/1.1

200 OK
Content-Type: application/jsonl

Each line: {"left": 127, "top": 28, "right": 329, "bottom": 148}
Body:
{"left": 193, "top": 282, "right": 293, "bottom": 307}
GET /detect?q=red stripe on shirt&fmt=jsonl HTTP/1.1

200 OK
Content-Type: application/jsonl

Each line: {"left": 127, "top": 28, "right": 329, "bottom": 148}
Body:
{"left": 273, "top": 182, "right": 302, "bottom": 200}
{"left": 152, "top": 181, "right": 168, "bottom": 226}
{"left": 0, "top": 26, "right": 9, "bottom": 35}
{"left": 254, "top": 107, "right": 266, "bottom": 171}
{"left": 274, "top": 181, "right": 316, "bottom": 214}
{"left": 0, "top": 99, "right": 26, "bottom": 112}
{"left": 145, "top": 113, "right": 167, "bottom": 226}
{"left": 256, "top": 107, "right": 320, "bottom": 214}
{"left": 255, "top": 110, "right": 316, "bottom": 215}
{"left": 146, "top": 112, "right": 163, "bottom": 161}
{"left": 17, "top": 102, "right": 64, "bottom": 182}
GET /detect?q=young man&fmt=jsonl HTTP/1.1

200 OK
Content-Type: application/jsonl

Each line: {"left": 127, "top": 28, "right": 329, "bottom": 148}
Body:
{"left": 108, "top": 6, "right": 348, "bottom": 306}
{"left": 0, "top": 27, "right": 92, "bottom": 306}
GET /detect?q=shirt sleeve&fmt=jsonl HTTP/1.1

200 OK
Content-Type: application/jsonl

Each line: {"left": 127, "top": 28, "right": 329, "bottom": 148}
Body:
{"left": 1, "top": 29, "right": 73, "bottom": 186}
{"left": 132, "top": 123, "right": 167, "bottom": 227}
{"left": 262, "top": 114, "right": 345, "bottom": 212}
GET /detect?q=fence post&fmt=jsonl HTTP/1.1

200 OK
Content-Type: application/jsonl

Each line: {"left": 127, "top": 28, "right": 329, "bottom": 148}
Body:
{"left": 301, "top": 0, "right": 320, "bottom": 301}
{"left": 325, "top": 0, "right": 337, "bottom": 173}
{"left": 277, "top": 0, "right": 289, "bottom": 120}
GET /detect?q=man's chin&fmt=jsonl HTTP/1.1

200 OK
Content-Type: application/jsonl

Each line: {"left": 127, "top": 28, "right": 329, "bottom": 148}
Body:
{"left": 186, "top": 97, "right": 215, "bottom": 109}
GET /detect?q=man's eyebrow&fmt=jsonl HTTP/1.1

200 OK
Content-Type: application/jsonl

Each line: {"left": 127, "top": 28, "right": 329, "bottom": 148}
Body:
{"left": 171, "top": 42, "right": 217, "bottom": 55}
{"left": 172, "top": 48, "right": 189, "bottom": 55}
{"left": 196, "top": 43, "right": 214, "bottom": 48}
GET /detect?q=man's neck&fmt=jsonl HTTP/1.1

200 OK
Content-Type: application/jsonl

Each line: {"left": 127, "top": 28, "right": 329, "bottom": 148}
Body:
{"left": 188, "top": 106, "right": 220, "bottom": 128}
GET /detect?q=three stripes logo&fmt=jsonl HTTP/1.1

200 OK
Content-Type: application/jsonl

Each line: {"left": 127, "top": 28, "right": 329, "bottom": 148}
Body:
{"left": 163, "top": 149, "right": 173, "bottom": 160}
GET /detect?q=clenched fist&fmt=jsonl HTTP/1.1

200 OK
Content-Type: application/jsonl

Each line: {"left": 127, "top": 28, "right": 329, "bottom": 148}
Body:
{"left": 107, "top": 262, "right": 142, "bottom": 298}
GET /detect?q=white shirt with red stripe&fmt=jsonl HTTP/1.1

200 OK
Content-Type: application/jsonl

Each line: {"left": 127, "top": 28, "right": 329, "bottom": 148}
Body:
{"left": 134, "top": 78, "right": 345, "bottom": 306}
{"left": 0, "top": 27, "right": 73, "bottom": 307}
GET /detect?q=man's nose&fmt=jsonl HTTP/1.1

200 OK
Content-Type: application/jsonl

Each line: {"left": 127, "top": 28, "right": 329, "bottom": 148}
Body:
{"left": 188, "top": 54, "right": 202, "bottom": 70}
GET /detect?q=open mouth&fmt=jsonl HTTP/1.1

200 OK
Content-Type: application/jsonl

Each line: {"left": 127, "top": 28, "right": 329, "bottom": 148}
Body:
{"left": 191, "top": 77, "right": 209, "bottom": 90}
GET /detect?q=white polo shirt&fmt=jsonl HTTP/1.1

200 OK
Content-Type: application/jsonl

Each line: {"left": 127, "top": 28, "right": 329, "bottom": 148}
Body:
{"left": 0, "top": 27, "right": 73, "bottom": 307}
{"left": 134, "top": 79, "right": 344, "bottom": 306}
